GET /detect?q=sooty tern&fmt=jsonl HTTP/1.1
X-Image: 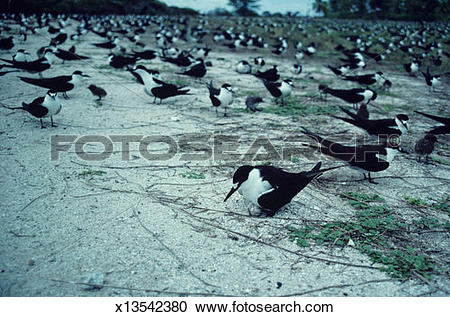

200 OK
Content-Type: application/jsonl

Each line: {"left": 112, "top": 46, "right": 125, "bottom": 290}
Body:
{"left": 6, "top": 90, "right": 61, "bottom": 128}
{"left": 206, "top": 81, "right": 234, "bottom": 117}
{"left": 332, "top": 107, "right": 409, "bottom": 138}
{"left": 19, "top": 70, "right": 90, "bottom": 98}
{"left": 319, "top": 85, "right": 377, "bottom": 109}
{"left": 301, "top": 127, "right": 401, "bottom": 183}
{"left": 224, "top": 162, "right": 341, "bottom": 216}
{"left": 414, "top": 111, "right": 450, "bottom": 135}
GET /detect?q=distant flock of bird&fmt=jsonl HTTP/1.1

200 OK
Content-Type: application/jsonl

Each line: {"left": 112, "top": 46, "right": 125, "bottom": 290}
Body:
{"left": 0, "top": 13, "right": 448, "bottom": 216}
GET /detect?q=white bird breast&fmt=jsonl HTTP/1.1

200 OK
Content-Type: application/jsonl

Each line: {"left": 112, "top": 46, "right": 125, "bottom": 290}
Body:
{"left": 218, "top": 88, "right": 233, "bottom": 106}
{"left": 43, "top": 95, "right": 62, "bottom": 117}
{"left": 238, "top": 169, "right": 274, "bottom": 207}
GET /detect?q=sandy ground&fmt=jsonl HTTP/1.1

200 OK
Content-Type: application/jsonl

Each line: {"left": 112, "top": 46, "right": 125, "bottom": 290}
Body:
{"left": 0, "top": 18, "right": 449, "bottom": 297}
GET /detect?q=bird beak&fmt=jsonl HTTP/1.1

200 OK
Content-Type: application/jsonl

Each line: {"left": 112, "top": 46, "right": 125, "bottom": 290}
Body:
{"left": 82, "top": 74, "right": 91, "bottom": 78}
{"left": 224, "top": 184, "right": 239, "bottom": 202}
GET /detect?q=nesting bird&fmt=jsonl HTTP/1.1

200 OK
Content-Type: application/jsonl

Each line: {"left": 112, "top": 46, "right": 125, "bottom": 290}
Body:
{"left": 224, "top": 162, "right": 341, "bottom": 216}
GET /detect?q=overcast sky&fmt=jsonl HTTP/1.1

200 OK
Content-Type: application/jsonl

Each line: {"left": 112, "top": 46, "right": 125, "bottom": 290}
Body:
{"left": 162, "top": 0, "right": 315, "bottom": 15}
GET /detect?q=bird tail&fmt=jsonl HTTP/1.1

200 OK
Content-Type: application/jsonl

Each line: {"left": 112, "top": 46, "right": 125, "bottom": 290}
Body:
{"left": 301, "top": 162, "right": 343, "bottom": 179}
{"left": 300, "top": 127, "right": 326, "bottom": 143}
{"left": 338, "top": 106, "right": 361, "bottom": 120}
{"left": 331, "top": 115, "right": 358, "bottom": 126}
{"left": 175, "top": 89, "right": 191, "bottom": 96}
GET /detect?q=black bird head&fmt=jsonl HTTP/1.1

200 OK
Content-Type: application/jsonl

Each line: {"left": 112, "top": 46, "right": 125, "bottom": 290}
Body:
{"left": 47, "top": 90, "right": 58, "bottom": 99}
{"left": 224, "top": 165, "right": 253, "bottom": 202}
{"left": 73, "top": 70, "right": 90, "bottom": 77}
{"left": 222, "top": 83, "right": 234, "bottom": 94}
{"left": 395, "top": 114, "right": 410, "bottom": 133}
{"left": 284, "top": 79, "right": 295, "bottom": 87}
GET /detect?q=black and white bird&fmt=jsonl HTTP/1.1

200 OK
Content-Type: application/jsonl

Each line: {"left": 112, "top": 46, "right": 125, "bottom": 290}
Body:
{"left": 223, "top": 162, "right": 341, "bottom": 216}
{"left": 88, "top": 85, "right": 107, "bottom": 101}
{"left": 327, "top": 65, "right": 350, "bottom": 76}
{"left": 414, "top": 111, "right": 450, "bottom": 135}
{"left": 319, "top": 85, "right": 377, "bottom": 108}
{"left": 236, "top": 60, "right": 252, "bottom": 74}
{"left": 0, "top": 49, "right": 30, "bottom": 63}
{"left": 135, "top": 67, "right": 190, "bottom": 103}
{"left": 177, "top": 58, "right": 206, "bottom": 79}
{"left": 303, "top": 42, "right": 317, "bottom": 56}
{"left": 128, "top": 65, "right": 159, "bottom": 85}
{"left": 108, "top": 53, "right": 138, "bottom": 69}
{"left": 403, "top": 60, "right": 421, "bottom": 76}
{"left": 332, "top": 107, "right": 409, "bottom": 138}
{"left": 415, "top": 134, "right": 438, "bottom": 163}
{"left": 206, "top": 81, "right": 234, "bottom": 117}
{"left": 131, "top": 49, "right": 158, "bottom": 60}
{"left": 6, "top": 90, "right": 61, "bottom": 128}
{"left": 342, "top": 72, "right": 385, "bottom": 86}
{"left": 301, "top": 127, "right": 400, "bottom": 183}
{"left": 0, "top": 49, "right": 55, "bottom": 77}
{"left": 421, "top": 67, "right": 442, "bottom": 92}
{"left": 263, "top": 79, "right": 294, "bottom": 102}
{"left": 254, "top": 56, "right": 265, "bottom": 68}
{"left": 254, "top": 65, "right": 279, "bottom": 82}
{"left": 54, "top": 46, "right": 89, "bottom": 63}
{"left": 19, "top": 70, "right": 90, "bottom": 98}
{"left": 245, "top": 96, "right": 263, "bottom": 112}
{"left": 92, "top": 37, "right": 119, "bottom": 50}
{"left": 50, "top": 31, "right": 68, "bottom": 46}
{"left": 291, "top": 64, "right": 302, "bottom": 75}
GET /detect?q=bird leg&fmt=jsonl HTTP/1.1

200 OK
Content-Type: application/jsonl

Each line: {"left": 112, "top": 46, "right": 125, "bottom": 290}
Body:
{"left": 40, "top": 119, "right": 45, "bottom": 129}
{"left": 223, "top": 106, "right": 228, "bottom": 117}
{"left": 51, "top": 117, "right": 57, "bottom": 127}
{"left": 153, "top": 97, "right": 156, "bottom": 103}
{"left": 62, "top": 92, "right": 69, "bottom": 99}
{"left": 368, "top": 172, "right": 378, "bottom": 184}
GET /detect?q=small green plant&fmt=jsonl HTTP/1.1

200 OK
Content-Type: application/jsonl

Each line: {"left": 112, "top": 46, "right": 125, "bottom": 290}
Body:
{"left": 180, "top": 171, "right": 205, "bottom": 179}
{"left": 404, "top": 196, "right": 428, "bottom": 207}
{"left": 291, "top": 156, "right": 300, "bottom": 164}
{"left": 287, "top": 191, "right": 440, "bottom": 280}
{"left": 429, "top": 156, "right": 449, "bottom": 165}
{"left": 262, "top": 97, "right": 337, "bottom": 117}
{"left": 79, "top": 169, "right": 106, "bottom": 176}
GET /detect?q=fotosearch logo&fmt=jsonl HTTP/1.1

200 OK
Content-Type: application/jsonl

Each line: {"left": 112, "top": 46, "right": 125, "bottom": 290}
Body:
{"left": 49, "top": 133, "right": 401, "bottom": 163}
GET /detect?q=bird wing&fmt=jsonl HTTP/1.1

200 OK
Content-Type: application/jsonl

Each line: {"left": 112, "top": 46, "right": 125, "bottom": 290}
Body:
{"left": 22, "top": 98, "right": 48, "bottom": 118}
{"left": 19, "top": 75, "right": 71, "bottom": 90}
{"left": 263, "top": 80, "right": 282, "bottom": 97}
{"left": 415, "top": 111, "right": 450, "bottom": 125}
{"left": 206, "top": 80, "right": 220, "bottom": 96}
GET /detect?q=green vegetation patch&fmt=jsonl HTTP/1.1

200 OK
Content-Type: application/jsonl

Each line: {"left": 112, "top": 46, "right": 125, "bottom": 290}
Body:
{"left": 287, "top": 191, "right": 449, "bottom": 280}
{"left": 180, "top": 171, "right": 206, "bottom": 179}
